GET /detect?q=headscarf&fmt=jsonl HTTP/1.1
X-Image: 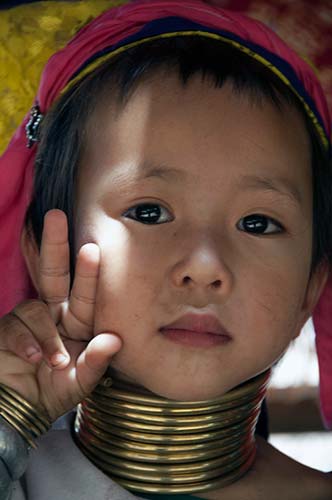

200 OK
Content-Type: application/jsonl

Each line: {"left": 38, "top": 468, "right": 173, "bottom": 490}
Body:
{"left": 0, "top": 0, "right": 331, "bottom": 426}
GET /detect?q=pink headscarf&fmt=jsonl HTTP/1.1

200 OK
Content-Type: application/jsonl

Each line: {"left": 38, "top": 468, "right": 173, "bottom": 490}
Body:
{"left": 0, "top": 0, "right": 331, "bottom": 426}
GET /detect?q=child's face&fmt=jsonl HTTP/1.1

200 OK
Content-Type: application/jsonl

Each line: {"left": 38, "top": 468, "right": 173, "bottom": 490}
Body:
{"left": 75, "top": 72, "right": 323, "bottom": 400}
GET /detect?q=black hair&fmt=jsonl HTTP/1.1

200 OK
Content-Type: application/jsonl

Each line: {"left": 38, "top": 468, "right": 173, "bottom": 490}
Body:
{"left": 25, "top": 36, "right": 332, "bottom": 275}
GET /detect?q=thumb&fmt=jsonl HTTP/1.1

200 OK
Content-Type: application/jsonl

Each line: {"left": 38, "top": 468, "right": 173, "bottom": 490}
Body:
{"left": 75, "top": 333, "right": 122, "bottom": 396}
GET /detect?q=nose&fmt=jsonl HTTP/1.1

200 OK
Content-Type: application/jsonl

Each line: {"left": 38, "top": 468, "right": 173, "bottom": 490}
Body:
{"left": 170, "top": 236, "right": 233, "bottom": 296}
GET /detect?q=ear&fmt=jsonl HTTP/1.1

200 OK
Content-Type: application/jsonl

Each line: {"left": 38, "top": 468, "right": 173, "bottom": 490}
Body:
{"left": 20, "top": 224, "right": 40, "bottom": 293}
{"left": 293, "top": 260, "right": 330, "bottom": 339}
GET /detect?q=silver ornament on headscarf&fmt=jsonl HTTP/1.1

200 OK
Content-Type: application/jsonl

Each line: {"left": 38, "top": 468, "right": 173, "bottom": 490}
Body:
{"left": 25, "top": 103, "right": 43, "bottom": 148}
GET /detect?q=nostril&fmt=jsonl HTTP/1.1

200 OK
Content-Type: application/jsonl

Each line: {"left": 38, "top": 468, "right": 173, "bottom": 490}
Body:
{"left": 211, "top": 280, "right": 222, "bottom": 288}
{"left": 182, "top": 277, "right": 222, "bottom": 288}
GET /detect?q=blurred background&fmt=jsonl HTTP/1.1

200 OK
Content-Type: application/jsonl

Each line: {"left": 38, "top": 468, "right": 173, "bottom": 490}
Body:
{"left": 1, "top": 0, "right": 332, "bottom": 472}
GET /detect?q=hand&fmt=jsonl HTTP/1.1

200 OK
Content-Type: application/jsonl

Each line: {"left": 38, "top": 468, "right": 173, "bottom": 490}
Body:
{"left": 0, "top": 209, "right": 122, "bottom": 421}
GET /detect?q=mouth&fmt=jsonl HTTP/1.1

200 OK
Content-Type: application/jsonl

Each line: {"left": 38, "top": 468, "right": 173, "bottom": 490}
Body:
{"left": 159, "top": 313, "right": 232, "bottom": 348}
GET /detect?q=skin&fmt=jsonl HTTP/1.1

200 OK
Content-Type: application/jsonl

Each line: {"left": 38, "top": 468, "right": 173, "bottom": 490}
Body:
{"left": 74, "top": 72, "right": 325, "bottom": 401}
{"left": 1, "top": 71, "right": 330, "bottom": 498}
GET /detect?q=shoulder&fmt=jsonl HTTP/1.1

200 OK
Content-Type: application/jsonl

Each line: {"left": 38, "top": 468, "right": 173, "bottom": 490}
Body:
{"left": 200, "top": 438, "right": 332, "bottom": 500}
{"left": 251, "top": 437, "right": 332, "bottom": 499}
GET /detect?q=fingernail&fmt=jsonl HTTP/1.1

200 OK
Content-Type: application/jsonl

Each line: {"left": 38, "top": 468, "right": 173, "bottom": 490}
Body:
{"left": 26, "top": 346, "right": 41, "bottom": 359}
{"left": 51, "top": 353, "right": 68, "bottom": 367}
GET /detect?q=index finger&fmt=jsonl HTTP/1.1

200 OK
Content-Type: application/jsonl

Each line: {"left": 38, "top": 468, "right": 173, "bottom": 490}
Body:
{"left": 39, "top": 210, "right": 70, "bottom": 322}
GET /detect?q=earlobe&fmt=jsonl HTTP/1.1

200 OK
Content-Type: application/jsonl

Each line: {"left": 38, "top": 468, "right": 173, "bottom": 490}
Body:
{"left": 305, "top": 260, "right": 330, "bottom": 312}
{"left": 20, "top": 225, "right": 40, "bottom": 292}
{"left": 294, "top": 260, "right": 330, "bottom": 339}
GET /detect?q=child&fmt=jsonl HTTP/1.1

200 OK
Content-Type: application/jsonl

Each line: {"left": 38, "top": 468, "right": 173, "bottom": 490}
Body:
{"left": 0, "top": 1, "right": 331, "bottom": 499}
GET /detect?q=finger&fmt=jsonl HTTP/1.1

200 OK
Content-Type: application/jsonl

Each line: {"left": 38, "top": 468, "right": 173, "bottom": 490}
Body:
{"left": 39, "top": 210, "right": 70, "bottom": 321}
{"left": 0, "top": 312, "right": 42, "bottom": 364}
{"left": 61, "top": 244, "right": 100, "bottom": 340}
{"left": 75, "top": 333, "right": 122, "bottom": 397}
{"left": 8, "top": 301, "right": 70, "bottom": 369}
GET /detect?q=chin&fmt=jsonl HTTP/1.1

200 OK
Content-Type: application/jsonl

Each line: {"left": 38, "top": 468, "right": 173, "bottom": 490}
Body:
{"left": 144, "top": 378, "right": 238, "bottom": 402}
{"left": 109, "top": 363, "right": 259, "bottom": 402}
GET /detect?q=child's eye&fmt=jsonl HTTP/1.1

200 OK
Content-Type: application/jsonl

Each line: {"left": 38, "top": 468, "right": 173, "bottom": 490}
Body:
{"left": 237, "top": 214, "right": 284, "bottom": 235}
{"left": 123, "top": 203, "right": 173, "bottom": 225}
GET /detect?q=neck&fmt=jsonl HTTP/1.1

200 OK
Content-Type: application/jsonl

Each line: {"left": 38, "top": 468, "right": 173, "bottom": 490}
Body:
{"left": 74, "top": 370, "right": 270, "bottom": 495}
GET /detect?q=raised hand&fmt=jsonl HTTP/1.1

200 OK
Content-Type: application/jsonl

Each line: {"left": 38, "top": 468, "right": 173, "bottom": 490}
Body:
{"left": 0, "top": 209, "right": 122, "bottom": 421}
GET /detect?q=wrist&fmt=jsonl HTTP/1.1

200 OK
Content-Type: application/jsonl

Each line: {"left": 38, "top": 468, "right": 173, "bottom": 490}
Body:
{"left": 0, "top": 383, "right": 52, "bottom": 449}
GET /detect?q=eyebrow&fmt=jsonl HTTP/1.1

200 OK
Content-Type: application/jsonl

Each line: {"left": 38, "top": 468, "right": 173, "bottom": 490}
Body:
{"left": 236, "top": 174, "right": 303, "bottom": 206}
{"left": 137, "top": 161, "right": 302, "bottom": 206}
{"left": 138, "top": 160, "right": 187, "bottom": 182}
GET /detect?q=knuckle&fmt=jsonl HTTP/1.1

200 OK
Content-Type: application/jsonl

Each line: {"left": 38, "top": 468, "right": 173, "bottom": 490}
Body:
{"left": 41, "top": 295, "right": 68, "bottom": 304}
{"left": 72, "top": 294, "right": 96, "bottom": 306}
{"left": 40, "top": 266, "right": 69, "bottom": 278}
{"left": 11, "top": 329, "right": 33, "bottom": 345}
{"left": 39, "top": 335, "right": 60, "bottom": 353}
{"left": 13, "top": 300, "right": 50, "bottom": 323}
{"left": 14, "top": 299, "right": 46, "bottom": 314}
{"left": 0, "top": 312, "right": 20, "bottom": 335}
{"left": 1, "top": 315, "right": 33, "bottom": 348}
{"left": 68, "top": 306, "right": 93, "bottom": 329}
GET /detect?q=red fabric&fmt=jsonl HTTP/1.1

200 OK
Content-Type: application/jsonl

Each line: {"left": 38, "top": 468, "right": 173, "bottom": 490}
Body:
{"left": 0, "top": 0, "right": 331, "bottom": 426}
{"left": 313, "top": 275, "right": 332, "bottom": 428}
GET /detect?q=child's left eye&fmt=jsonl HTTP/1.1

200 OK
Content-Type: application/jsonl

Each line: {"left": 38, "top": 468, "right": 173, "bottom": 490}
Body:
{"left": 237, "top": 214, "right": 284, "bottom": 235}
{"left": 123, "top": 203, "right": 173, "bottom": 224}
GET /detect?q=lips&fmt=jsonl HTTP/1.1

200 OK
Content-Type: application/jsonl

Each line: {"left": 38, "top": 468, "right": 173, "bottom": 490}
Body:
{"left": 159, "top": 313, "right": 231, "bottom": 337}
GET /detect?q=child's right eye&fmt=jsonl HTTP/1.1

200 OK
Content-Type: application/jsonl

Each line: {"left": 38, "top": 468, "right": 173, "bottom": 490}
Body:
{"left": 123, "top": 203, "right": 174, "bottom": 225}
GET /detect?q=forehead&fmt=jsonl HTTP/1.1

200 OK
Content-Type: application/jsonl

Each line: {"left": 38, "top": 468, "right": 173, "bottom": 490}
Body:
{"left": 83, "top": 72, "right": 312, "bottom": 196}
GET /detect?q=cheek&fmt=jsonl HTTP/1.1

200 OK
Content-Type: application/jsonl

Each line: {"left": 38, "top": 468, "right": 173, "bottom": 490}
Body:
{"left": 92, "top": 225, "right": 166, "bottom": 330}
{"left": 234, "top": 258, "right": 309, "bottom": 346}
